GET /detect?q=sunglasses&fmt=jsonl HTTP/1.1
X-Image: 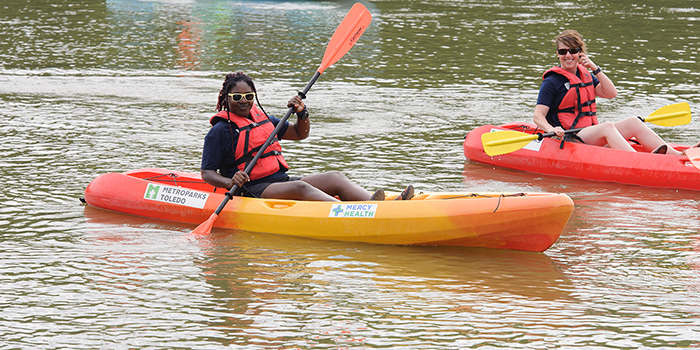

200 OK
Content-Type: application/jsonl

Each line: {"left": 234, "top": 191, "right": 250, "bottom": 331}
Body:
{"left": 228, "top": 92, "right": 256, "bottom": 102}
{"left": 557, "top": 47, "right": 581, "bottom": 55}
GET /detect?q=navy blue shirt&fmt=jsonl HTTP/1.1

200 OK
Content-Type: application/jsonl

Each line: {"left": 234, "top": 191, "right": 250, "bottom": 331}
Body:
{"left": 536, "top": 69, "right": 600, "bottom": 122}
{"left": 201, "top": 114, "right": 289, "bottom": 182}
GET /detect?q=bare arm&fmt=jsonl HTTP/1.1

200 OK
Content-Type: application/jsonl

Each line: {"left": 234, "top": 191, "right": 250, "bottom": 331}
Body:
{"left": 279, "top": 95, "right": 310, "bottom": 141}
{"left": 201, "top": 169, "right": 253, "bottom": 190}
{"left": 201, "top": 169, "right": 234, "bottom": 189}
{"left": 533, "top": 104, "right": 565, "bottom": 137}
{"left": 593, "top": 70, "right": 617, "bottom": 99}
{"left": 282, "top": 115, "right": 310, "bottom": 140}
{"left": 579, "top": 53, "right": 617, "bottom": 99}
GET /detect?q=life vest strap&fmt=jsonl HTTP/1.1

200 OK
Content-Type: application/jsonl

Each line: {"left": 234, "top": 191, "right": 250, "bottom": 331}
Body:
{"left": 234, "top": 118, "right": 271, "bottom": 133}
{"left": 233, "top": 144, "right": 281, "bottom": 168}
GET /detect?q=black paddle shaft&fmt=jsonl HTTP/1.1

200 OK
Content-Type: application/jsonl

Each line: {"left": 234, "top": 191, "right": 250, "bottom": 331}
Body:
{"left": 538, "top": 126, "right": 585, "bottom": 140}
{"left": 211, "top": 71, "right": 322, "bottom": 215}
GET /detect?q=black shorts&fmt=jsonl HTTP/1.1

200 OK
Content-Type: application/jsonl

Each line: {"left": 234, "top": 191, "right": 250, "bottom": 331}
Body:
{"left": 237, "top": 175, "right": 302, "bottom": 198}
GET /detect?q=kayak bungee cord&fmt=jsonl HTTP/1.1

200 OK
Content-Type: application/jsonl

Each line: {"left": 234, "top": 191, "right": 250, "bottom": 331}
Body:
{"left": 142, "top": 173, "right": 225, "bottom": 193}
{"left": 443, "top": 193, "right": 527, "bottom": 213}
{"left": 442, "top": 193, "right": 526, "bottom": 200}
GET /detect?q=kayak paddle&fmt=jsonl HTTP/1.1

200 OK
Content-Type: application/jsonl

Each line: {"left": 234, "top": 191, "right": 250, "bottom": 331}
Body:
{"left": 189, "top": 3, "right": 372, "bottom": 236}
{"left": 481, "top": 102, "right": 692, "bottom": 156}
{"left": 640, "top": 102, "right": 691, "bottom": 126}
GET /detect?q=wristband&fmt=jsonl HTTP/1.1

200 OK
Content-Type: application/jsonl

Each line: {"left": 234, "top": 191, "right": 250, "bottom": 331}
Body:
{"left": 592, "top": 67, "right": 602, "bottom": 75}
{"left": 297, "top": 108, "right": 309, "bottom": 120}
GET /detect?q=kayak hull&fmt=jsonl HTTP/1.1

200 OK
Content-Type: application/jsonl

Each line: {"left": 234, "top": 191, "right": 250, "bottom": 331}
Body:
{"left": 83, "top": 168, "right": 574, "bottom": 252}
{"left": 464, "top": 123, "right": 700, "bottom": 191}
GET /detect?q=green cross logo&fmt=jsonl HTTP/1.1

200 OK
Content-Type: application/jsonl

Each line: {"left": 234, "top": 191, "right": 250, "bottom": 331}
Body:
{"left": 331, "top": 204, "right": 344, "bottom": 217}
{"left": 145, "top": 184, "right": 160, "bottom": 200}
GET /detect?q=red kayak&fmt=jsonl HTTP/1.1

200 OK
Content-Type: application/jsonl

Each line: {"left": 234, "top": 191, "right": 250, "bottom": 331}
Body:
{"left": 464, "top": 122, "right": 700, "bottom": 191}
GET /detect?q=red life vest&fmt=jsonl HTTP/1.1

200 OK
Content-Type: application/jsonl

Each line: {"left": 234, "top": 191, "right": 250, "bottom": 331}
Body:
{"left": 543, "top": 64, "right": 598, "bottom": 130}
{"left": 209, "top": 105, "right": 289, "bottom": 181}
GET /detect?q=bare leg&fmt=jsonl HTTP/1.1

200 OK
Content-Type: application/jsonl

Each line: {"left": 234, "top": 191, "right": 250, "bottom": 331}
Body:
{"left": 300, "top": 171, "right": 372, "bottom": 201}
{"left": 261, "top": 180, "right": 340, "bottom": 201}
{"left": 613, "top": 117, "right": 681, "bottom": 155}
{"left": 577, "top": 121, "right": 637, "bottom": 151}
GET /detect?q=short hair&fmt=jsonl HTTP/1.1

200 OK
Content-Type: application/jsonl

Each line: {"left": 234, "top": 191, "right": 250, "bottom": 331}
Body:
{"left": 554, "top": 30, "right": 587, "bottom": 54}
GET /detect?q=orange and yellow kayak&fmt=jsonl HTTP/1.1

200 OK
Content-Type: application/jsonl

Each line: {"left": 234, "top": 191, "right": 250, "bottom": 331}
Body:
{"left": 83, "top": 168, "right": 574, "bottom": 252}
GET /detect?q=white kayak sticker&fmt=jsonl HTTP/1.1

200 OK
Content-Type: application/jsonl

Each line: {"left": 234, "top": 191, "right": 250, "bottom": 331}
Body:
{"left": 329, "top": 203, "right": 378, "bottom": 218}
{"left": 143, "top": 183, "right": 209, "bottom": 209}
{"left": 522, "top": 138, "right": 543, "bottom": 152}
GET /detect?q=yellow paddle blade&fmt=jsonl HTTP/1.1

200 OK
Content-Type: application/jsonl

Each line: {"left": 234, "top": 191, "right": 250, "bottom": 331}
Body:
{"left": 645, "top": 102, "right": 691, "bottom": 126}
{"left": 481, "top": 130, "right": 539, "bottom": 156}
{"left": 685, "top": 147, "right": 700, "bottom": 170}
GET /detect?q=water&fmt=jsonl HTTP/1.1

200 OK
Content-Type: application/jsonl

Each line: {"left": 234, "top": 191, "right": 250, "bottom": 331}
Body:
{"left": 2, "top": 0, "right": 700, "bottom": 348}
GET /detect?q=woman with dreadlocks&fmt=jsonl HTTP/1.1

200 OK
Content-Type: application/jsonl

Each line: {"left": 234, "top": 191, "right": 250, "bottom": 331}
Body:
{"left": 200, "top": 72, "right": 413, "bottom": 201}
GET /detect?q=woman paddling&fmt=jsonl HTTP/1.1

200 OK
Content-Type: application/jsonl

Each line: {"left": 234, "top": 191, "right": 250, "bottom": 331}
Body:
{"left": 533, "top": 30, "right": 683, "bottom": 155}
{"left": 200, "top": 72, "right": 413, "bottom": 201}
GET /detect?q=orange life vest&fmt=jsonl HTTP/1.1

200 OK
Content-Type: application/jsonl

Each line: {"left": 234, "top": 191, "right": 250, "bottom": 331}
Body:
{"left": 543, "top": 64, "right": 598, "bottom": 130}
{"left": 209, "top": 105, "right": 289, "bottom": 181}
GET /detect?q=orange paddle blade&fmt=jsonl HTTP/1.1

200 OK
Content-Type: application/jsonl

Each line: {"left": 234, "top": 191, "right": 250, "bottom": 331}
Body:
{"left": 318, "top": 3, "right": 372, "bottom": 74}
{"left": 189, "top": 212, "right": 218, "bottom": 236}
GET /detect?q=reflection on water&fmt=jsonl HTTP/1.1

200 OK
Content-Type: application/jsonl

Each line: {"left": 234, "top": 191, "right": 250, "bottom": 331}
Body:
{"left": 2, "top": 0, "right": 699, "bottom": 93}
{"left": 176, "top": 20, "right": 203, "bottom": 70}
{"left": 80, "top": 207, "right": 573, "bottom": 347}
{"left": 463, "top": 162, "right": 700, "bottom": 334}
{"left": 199, "top": 236, "right": 571, "bottom": 346}
{"left": 2, "top": 0, "right": 700, "bottom": 348}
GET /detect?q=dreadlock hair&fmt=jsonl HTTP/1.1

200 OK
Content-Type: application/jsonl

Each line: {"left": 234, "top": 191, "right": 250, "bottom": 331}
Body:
{"left": 215, "top": 71, "right": 270, "bottom": 118}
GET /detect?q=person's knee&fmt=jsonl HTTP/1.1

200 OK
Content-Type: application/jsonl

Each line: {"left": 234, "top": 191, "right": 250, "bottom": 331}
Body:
{"left": 325, "top": 171, "right": 348, "bottom": 182}
{"left": 631, "top": 116, "right": 649, "bottom": 131}
{"left": 599, "top": 121, "right": 615, "bottom": 129}
{"left": 620, "top": 116, "right": 644, "bottom": 127}
{"left": 289, "top": 180, "right": 315, "bottom": 196}
{"left": 615, "top": 117, "right": 647, "bottom": 136}
{"left": 598, "top": 121, "right": 618, "bottom": 135}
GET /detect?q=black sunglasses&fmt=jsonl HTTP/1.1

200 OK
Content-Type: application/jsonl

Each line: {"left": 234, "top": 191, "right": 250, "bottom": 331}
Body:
{"left": 557, "top": 47, "right": 581, "bottom": 55}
